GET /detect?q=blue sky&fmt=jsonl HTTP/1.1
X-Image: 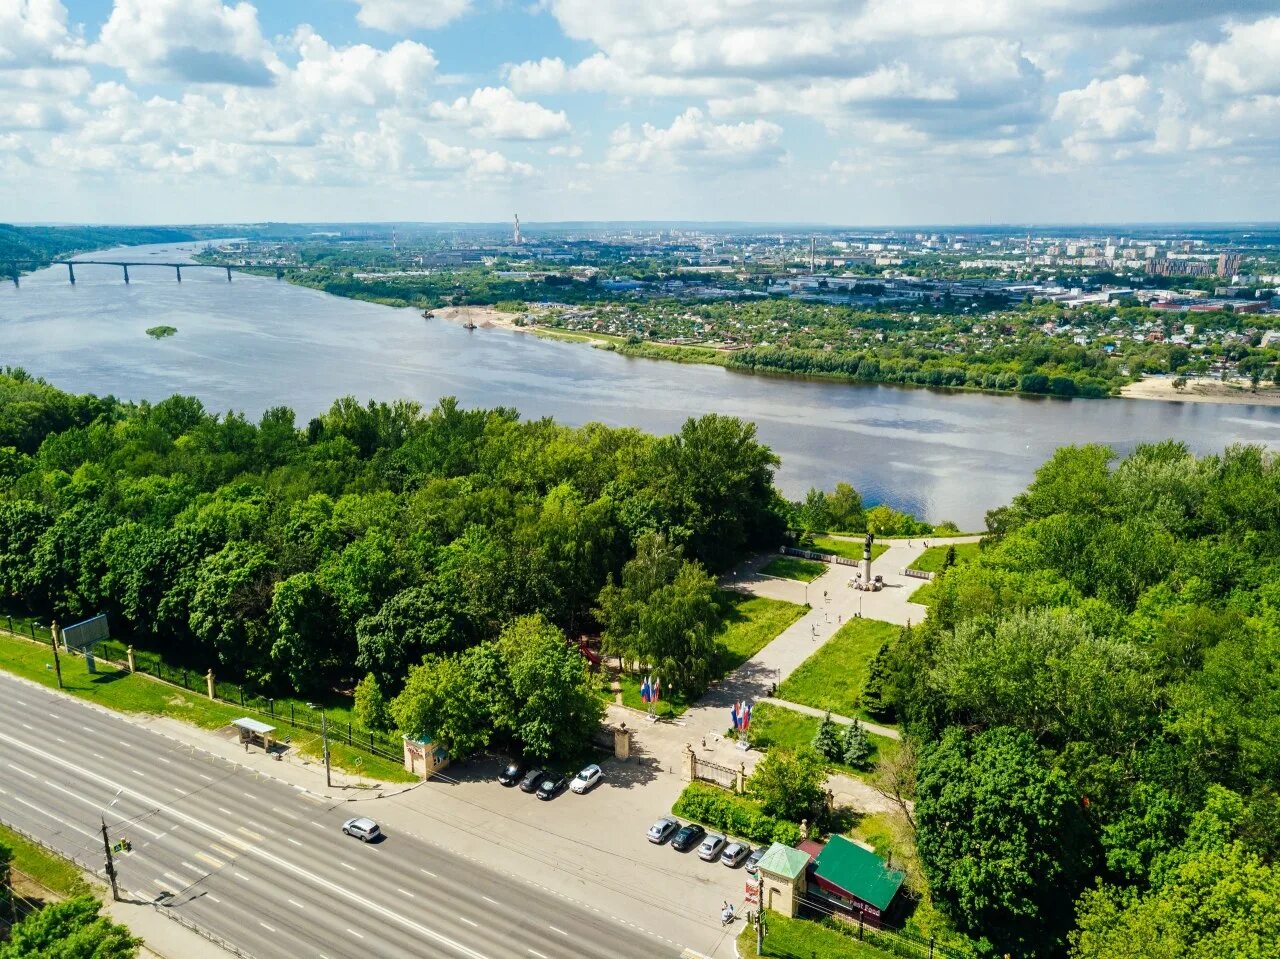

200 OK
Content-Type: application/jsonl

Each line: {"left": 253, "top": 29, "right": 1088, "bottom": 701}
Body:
{"left": 3, "top": 0, "right": 1280, "bottom": 225}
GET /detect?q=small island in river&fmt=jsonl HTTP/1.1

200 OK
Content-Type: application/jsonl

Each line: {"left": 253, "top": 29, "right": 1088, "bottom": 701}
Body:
{"left": 146, "top": 325, "right": 178, "bottom": 339}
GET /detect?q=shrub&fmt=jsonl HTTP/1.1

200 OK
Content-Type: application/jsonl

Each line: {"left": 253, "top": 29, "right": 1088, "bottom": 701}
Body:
{"left": 673, "top": 782, "right": 804, "bottom": 846}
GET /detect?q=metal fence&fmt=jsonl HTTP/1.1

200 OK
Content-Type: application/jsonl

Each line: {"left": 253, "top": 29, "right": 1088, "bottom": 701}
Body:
{"left": 0, "top": 621, "right": 402, "bottom": 766}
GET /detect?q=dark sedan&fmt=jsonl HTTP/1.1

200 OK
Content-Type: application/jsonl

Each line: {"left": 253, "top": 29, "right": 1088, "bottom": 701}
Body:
{"left": 498, "top": 761, "right": 527, "bottom": 786}
{"left": 670, "top": 823, "right": 706, "bottom": 852}
{"left": 535, "top": 775, "right": 567, "bottom": 800}
{"left": 519, "top": 768, "right": 546, "bottom": 793}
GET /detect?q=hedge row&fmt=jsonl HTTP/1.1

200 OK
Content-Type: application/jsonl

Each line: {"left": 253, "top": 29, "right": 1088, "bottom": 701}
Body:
{"left": 672, "top": 782, "right": 804, "bottom": 847}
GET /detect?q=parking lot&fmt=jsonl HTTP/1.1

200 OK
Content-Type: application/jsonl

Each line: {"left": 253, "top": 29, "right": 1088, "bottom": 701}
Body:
{"left": 367, "top": 751, "right": 754, "bottom": 957}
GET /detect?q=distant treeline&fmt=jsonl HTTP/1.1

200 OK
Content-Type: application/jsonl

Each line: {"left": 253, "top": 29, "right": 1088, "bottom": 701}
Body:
{"left": 0, "top": 224, "right": 198, "bottom": 273}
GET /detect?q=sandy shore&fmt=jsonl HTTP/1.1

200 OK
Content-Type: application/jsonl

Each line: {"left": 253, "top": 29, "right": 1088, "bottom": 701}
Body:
{"left": 1121, "top": 376, "right": 1280, "bottom": 406}
{"left": 426, "top": 305, "right": 524, "bottom": 330}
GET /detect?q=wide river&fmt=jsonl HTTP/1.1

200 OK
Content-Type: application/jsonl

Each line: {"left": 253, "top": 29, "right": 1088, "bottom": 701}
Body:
{"left": 3, "top": 241, "right": 1278, "bottom": 527}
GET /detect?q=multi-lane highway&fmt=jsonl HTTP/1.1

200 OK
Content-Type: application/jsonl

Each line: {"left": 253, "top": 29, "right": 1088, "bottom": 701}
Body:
{"left": 0, "top": 671, "right": 685, "bottom": 959}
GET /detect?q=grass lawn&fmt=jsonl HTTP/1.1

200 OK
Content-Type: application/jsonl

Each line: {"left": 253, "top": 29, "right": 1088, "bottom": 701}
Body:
{"left": 761, "top": 557, "right": 826, "bottom": 582}
{"left": 808, "top": 536, "right": 889, "bottom": 563}
{"left": 0, "top": 633, "right": 414, "bottom": 783}
{"left": 747, "top": 702, "right": 899, "bottom": 777}
{"left": 908, "top": 580, "right": 936, "bottom": 606}
{"left": 0, "top": 824, "right": 90, "bottom": 897}
{"left": 602, "top": 591, "right": 805, "bottom": 717}
{"left": 775, "top": 618, "right": 900, "bottom": 721}
{"left": 908, "top": 542, "right": 981, "bottom": 573}
{"left": 738, "top": 911, "right": 895, "bottom": 959}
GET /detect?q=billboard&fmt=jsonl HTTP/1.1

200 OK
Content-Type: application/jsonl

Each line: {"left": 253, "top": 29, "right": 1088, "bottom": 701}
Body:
{"left": 62, "top": 613, "right": 109, "bottom": 651}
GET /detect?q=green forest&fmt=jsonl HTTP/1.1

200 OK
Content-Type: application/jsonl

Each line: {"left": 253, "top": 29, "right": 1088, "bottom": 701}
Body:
{"left": 0, "top": 225, "right": 197, "bottom": 274}
{"left": 0, "top": 369, "right": 783, "bottom": 761}
{"left": 864, "top": 442, "right": 1280, "bottom": 958}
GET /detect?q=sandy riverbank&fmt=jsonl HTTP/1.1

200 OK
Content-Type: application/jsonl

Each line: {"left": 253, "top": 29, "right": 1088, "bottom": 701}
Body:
{"left": 426, "top": 305, "right": 524, "bottom": 329}
{"left": 1121, "top": 376, "right": 1280, "bottom": 406}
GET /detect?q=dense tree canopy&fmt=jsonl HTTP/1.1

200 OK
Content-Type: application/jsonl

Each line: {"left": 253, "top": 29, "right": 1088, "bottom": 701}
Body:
{"left": 0, "top": 895, "right": 139, "bottom": 959}
{"left": 871, "top": 441, "right": 1280, "bottom": 957}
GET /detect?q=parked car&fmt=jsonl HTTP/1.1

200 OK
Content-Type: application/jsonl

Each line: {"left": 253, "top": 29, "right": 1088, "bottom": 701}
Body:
{"left": 698, "top": 833, "right": 728, "bottom": 862}
{"left": 341, "top": 817, "right": 381, "bottom": 842}
{"left": 519, "top": 768, "right": 546, "bottom": 793}
{"left": 535, "top": 775, "right": 567, "bottom": 800}
{"left": 647, "top": 817, "right": 680, "bottom": 844}
{"left": 745, "top": 847, "right": 767, "bottom": 875}
{"left": 498, "top": 761, "right": 527, "bottom": 787}
{"left": 721, "top": 841, "right": 751, "bottom": 868}
{"left": 671, "top": 824, "right": 706, "bottom": 852}
{"left": 569, "top": 764, "right": 602, "bottom": 794}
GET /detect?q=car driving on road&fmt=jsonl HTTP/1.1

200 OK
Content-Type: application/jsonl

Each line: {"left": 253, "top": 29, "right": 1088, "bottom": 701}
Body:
{"left": 647, "top": 817, "right": 680, "bottom": 844}
{"left": 569, "top": 764, "right": 602, "bottom": 794}
{"left": 342, "top": 818, "right": 381, "bottom": 842}
{"left": 670, "top": 823, "right": 705, "bottom": 852}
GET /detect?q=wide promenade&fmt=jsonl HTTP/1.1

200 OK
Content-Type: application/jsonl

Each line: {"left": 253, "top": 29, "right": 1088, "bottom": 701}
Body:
{"left": 0, "top": 670, "right": 682, "bottom": 959}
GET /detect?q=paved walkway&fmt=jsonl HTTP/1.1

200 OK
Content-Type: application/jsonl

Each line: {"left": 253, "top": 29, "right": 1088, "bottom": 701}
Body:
{"left": 764, "top": 696, "right": 901, "bottom": 740}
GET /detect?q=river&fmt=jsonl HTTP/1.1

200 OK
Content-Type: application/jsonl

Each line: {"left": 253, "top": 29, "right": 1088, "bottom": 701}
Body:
{"left": 3, "top": 241, "right": 1278, "bottom": 528}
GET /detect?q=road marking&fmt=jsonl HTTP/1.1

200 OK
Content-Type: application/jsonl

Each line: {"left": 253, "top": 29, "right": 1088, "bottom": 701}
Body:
{"left": 81, "top": 726, "right": 93, "bottom": 733}
{"left": 7, "top": 763, "right": 38, "bottom": 780}
{"left": 93, "top": 753, "right": 105, "bottom": 760}
{"left": 216, "top": 807, "right": 233, "bottom": 816}
{"left": 194, "top": 852, "right": 224, "bottom": 868}
{"left": 19, "top": 723, "right": 33, "bottom": 731}
{"left": 242, "top": 792, "right": 255, "bottom": 800}
{"left": 199, "top": 774, "right": 214, "bottom": 781}
{"left": 0, "top": 729, "right": 495, "bottom": 959}
{"left": 209, "top": 843, "right": 235, "bottom": 859}
{"left": 238, "top": 826, "right": 265, "bottom": 842}
{"left": 259, "top": 922, "right": 276, "bottom": 933}
{"left": 152, "top": 878, "right": 168, "bottom": 888}
{"left": 270, "top": 806, "right": 298, "bottom": 820}
{"left": 397, "top": 888, "right": 415, "bottom": 898}
{"left": 163, "top": 872, "right": 183, "bottom": 885}
{"left": 345, "top": 929, "right": 364, "bottom": 940}
{"left": 528, "top": 950, "right": 548, "bottom": 958}
{"left": 288, "top": 899, "right": 304, "bottom": 909}
{"left": 180, "top": 861, "right": 205, "bottom": 875}
{"left": 206, "top": 895, "right": 221, "bottom": 904}
{"left": 339, "top": 861, "right": 355, "bottom": 871}
{"left": 13, "top": 699, "right": 24, "bottom": 706}
{"left": 310, "top": 821, "right": 325, "bottom": 829}
{"left": 482, "top": 895, "right": 499, "bottom": 905}
{"left": 172, "top": 787, "right": 185, "bottom": 795}
{"left": 130, "top": 769, "right": 145, "bottom": 778}
{"left": 549, "top": 926, "right": 567, "bottom": 936}
{"left": 459, "top": 918, "right": 477, "bottom": 927}
{"left": 420, "top": 868, "right": 437, "bottom": 878}
{"left": 234, "top": 872, "right": 251, "bottom": 881}
{"left": 55, "top": 736, "right": 66, "bottom": 744}
{"left": 47, "top": 712, "right": 58, "bottom": 719}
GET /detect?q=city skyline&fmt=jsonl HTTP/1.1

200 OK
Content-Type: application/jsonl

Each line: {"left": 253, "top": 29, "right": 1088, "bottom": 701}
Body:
{"left": 3, "top": 1, "right": 1280, "bottom": 224}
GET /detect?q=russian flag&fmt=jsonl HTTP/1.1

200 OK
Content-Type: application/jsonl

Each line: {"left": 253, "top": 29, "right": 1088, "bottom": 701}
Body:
{"left": 731, "top": 702, "right": 740, "bottom": 729}
{"left": 653, "top": 676, "right": 661, "bottom": 702}
{"left": 742, "top": 701, "right": 752, "bottom": 731}
{"left": 641, "top": 675, "right": 652, "bottom": 704}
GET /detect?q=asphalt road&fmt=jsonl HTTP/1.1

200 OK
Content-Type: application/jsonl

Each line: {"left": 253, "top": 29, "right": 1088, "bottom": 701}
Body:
{"left": 0, "top": 671, "right": 686, "bottom": 959}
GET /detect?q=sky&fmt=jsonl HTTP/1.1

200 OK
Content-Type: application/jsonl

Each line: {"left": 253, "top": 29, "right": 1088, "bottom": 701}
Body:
{"left": 3, "top": 0, "right": 1280, "bottom": 226}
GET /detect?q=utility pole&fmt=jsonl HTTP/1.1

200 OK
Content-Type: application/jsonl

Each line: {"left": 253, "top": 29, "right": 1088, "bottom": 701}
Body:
{"left": 50, "top": 620, "right": 63, "bottom": 689}
{"left": 321, "top": 712, "right": 331, "bottom": 788}
{"left": 100, "top": 819, "right": 119, "bottom": 902}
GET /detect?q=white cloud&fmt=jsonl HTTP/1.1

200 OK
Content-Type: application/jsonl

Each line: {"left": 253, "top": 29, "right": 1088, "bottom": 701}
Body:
{"left": 606, "top": 107, "right": 783, "bottom": 170}
{"left": 288, "top": 28, "right": 437, "bottom": 106}
{"left": 430, "top": 86, "right": 570, "bottom": 140}
{"left": 90, "top": 0, "right": 278, "bottom": 86}
{"left": 0, "top": 0, "right": 79, "bottom": 67}
{"left": 350, "top": 0, "right": 472, "bottom": 32}
{"left": 1190, "top": 16, "right": 1280, "bottom": 95}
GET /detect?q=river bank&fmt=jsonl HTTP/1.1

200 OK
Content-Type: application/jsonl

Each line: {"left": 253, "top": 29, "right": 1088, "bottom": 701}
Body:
{"left": 1121, "top": 376, "right": 1280, "bottom": 406}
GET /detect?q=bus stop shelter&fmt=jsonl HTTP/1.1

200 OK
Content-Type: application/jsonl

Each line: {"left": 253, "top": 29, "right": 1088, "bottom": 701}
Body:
{"left": 232, "top": 717, "right": 277, "bottom": 751}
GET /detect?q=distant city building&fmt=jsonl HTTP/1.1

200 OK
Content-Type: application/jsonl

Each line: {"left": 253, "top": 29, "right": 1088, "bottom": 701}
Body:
{"left": 1217, "top": 252, "right": 1240, "bottom": 278}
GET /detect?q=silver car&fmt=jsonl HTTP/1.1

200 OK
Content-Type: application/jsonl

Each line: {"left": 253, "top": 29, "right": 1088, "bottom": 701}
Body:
{"left": 721, "top": 841, "right": 751, "bottom": 867}
{"left": 697, "top": 833, "right": 728, "bottom": 862}
{"left": 647, "top": 817, "right": 680, "bottom": 844}
{"left": 342, "top": 817, "right": 381, "bottom": 842}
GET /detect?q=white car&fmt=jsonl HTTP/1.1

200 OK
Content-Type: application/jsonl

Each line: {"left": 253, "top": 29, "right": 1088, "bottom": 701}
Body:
{"left": 569, "top": 764, "right": 602, "bottom": 794}
{"left": 342, "top": 817, "right": 381, "bottom": 842}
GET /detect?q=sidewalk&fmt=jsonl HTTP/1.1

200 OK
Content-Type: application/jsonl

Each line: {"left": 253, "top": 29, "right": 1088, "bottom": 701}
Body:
{"left": 763, "top": 696, "right": 901, "bottom": 740}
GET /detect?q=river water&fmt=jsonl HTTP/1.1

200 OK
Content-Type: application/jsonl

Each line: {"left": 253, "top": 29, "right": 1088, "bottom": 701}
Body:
{"left": 3, "top": 241, "right": 1278, "bottom": 528}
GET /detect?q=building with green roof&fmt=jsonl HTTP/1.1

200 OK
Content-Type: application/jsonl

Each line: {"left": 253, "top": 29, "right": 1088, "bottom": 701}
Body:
{"left": 809, "top": 834, "right": 905, "bottom": 923}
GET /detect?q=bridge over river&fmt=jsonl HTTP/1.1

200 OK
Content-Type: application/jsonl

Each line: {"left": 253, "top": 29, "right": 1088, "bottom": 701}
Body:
{"left": 6, "top": 260, "right": 298, "bottom": 286}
